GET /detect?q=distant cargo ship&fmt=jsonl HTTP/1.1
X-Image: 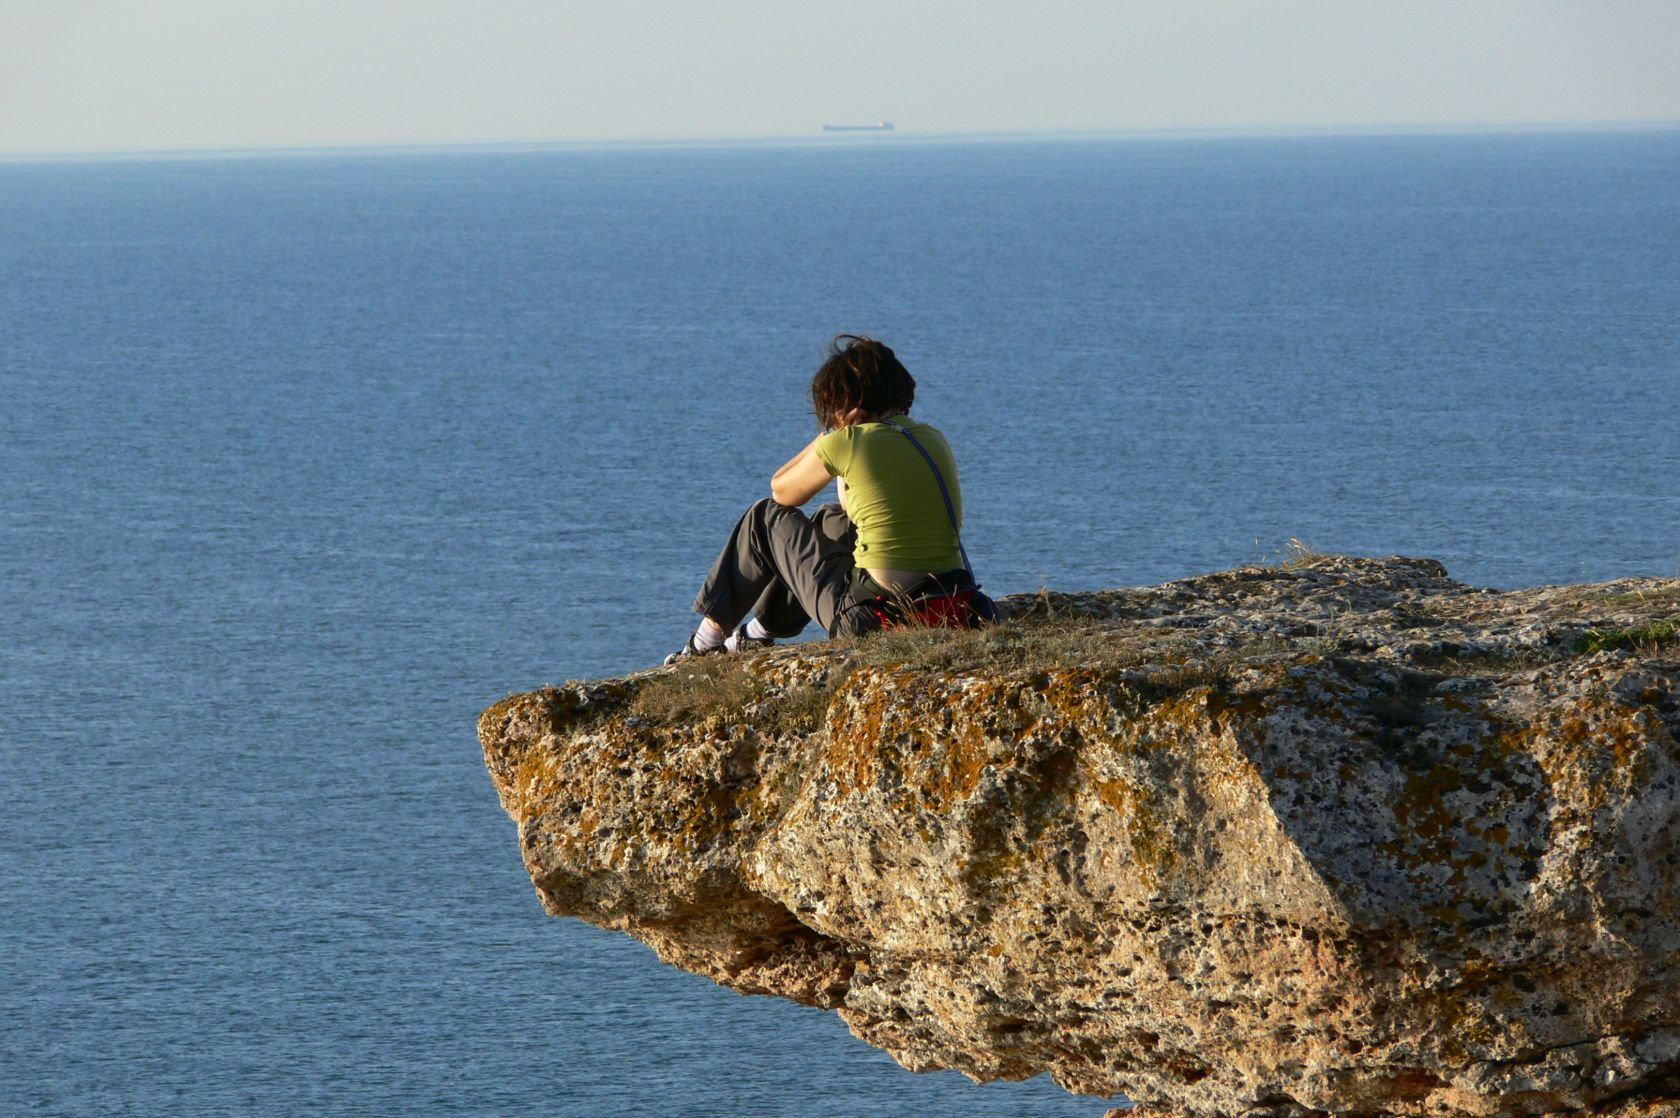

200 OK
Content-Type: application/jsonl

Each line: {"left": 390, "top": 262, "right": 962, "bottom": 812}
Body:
{"left": 821, "top": 121, "right": 895, "bottom": 132}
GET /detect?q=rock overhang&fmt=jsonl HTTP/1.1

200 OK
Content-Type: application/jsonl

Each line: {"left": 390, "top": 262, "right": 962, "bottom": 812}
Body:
{"left": 480, "top": 556, "right": 1680, "bottom": 1118}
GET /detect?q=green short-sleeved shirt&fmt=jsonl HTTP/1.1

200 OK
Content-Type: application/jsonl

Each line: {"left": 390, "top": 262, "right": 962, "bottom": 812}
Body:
{"left": 814, "top": 415, "right": 964, "bottom": 572}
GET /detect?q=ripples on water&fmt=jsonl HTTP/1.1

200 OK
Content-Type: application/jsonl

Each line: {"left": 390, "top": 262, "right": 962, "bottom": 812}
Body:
{"left": 2, "top": 130, "right": 1676, "bottom": 1115}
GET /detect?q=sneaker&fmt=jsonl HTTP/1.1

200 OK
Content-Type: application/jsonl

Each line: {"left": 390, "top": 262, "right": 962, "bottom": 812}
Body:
{"left": 725, "top": 623, "right": 775, "bottom": 653}
{"left": 663, "top": 633, "right": 720, "bottom": 666}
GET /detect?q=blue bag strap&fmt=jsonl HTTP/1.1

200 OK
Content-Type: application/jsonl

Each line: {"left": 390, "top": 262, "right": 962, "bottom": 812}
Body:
{"left": 877, "top": 419, "right": 975, "bottom": 577}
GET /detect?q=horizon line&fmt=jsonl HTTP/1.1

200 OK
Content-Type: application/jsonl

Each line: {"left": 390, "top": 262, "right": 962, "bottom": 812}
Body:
{"left": 4, "top": 116, "right": 1678, "bottom": 164}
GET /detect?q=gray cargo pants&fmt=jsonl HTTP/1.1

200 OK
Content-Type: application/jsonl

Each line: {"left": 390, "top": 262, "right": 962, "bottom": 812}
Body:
{"left": 692, "top": 499, "right": 872, "bottom": 639}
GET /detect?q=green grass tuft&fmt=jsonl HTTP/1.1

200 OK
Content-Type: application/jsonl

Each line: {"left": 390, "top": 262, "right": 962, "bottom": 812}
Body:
{"left": 1575, "top": 618, "right": 1680, "bottom": 656}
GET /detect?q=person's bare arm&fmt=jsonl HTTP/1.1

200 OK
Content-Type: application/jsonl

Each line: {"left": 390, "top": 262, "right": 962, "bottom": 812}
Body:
{"left": 771, "top": 437, "right": 834, "bottom": 506}
{"left": 771, "top": 408, "right": 870, "bottom": 507}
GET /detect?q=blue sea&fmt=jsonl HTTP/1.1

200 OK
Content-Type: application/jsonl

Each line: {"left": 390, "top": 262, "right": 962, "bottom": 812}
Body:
{"left": 3, "top": 129, "right": 1677, "bottom": 1117}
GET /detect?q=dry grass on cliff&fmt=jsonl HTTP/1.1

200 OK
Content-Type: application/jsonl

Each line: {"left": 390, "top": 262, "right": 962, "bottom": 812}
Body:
{"left": 842, "top": 618, "right": 1261, "bottom": 703}
{"left": 629, "top": 617, "right": 1314, "bottom": 737}
{"left": 1567, "top": 584, "right": 1680, "bottom": 610}
{"left": 848, "top": 618, "right": 1143, "bottom": 672}
{"left": 628, "top": 652, "right": 844, "bottom": 732}
{"left": 628, "top": 655, "right": 764, "bottom": 724}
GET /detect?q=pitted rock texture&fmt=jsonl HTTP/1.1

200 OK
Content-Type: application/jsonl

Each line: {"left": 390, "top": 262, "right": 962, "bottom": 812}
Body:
{"left": 479, "top": 557, "right": 1680, "bottom": 1118}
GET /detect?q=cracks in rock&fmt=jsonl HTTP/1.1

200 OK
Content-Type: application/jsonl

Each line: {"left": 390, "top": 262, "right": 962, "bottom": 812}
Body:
{"left": 485, "top": 558, "right": 1680, "bottom": 1118}
{"left": 1588, "top": 1069, "right": 1680, "bottom": 1115}
{"left": 712, "top": 900, "right": 861, "bottom": 1009}
{"left": 1461, "top": 1025, "right": 1680, "bottom": 1081}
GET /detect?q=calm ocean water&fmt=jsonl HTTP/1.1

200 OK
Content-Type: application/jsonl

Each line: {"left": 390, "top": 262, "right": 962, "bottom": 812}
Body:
{"left": 2, "top": 130, "right": 1677, "bottom": 1116}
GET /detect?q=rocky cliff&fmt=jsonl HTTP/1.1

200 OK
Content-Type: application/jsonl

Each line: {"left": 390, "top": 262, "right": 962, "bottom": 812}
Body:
{"left": 479, "top": 556, "right": 1680, "bottom": 1118}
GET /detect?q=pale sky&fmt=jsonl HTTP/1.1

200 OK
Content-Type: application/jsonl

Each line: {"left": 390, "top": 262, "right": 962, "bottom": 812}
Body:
{"left": 3, "top": 0, "right": 1679, "bottom": 153}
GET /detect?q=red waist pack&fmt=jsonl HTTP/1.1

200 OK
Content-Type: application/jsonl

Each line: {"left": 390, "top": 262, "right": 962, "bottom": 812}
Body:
{"left": 865, "top": 587, "right": 995, "bottom": 631}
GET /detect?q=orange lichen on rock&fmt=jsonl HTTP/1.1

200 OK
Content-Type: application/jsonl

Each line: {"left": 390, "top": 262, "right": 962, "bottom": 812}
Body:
{"left": 481, "top": 556, "right": 1680, "bottom": 1118}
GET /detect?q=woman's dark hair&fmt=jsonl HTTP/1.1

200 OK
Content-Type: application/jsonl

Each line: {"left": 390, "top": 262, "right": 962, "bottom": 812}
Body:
{"left": 809, "top": 335, "right": 916, "bottom": 428}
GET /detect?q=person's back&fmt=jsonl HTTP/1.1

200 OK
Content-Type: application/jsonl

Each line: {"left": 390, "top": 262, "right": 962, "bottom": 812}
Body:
{"left": 814, "top": 414, "right": 963, "bottom": 579}
{"left": 665, "top": 334, "right": 985, "bottom": 663}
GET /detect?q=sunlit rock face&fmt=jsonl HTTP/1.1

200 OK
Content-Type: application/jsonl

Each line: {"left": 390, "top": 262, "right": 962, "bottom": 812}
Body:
{"left": 480, "top": 557, "right": 1680, "bottom": 1118}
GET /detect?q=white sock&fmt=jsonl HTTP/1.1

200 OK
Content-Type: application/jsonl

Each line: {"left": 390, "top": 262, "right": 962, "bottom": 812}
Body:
{"left": 724, "top": 616, "right": 773, "bottom": 652}
{"left": 692, "top": 617, "right": 727, "bottom": 652}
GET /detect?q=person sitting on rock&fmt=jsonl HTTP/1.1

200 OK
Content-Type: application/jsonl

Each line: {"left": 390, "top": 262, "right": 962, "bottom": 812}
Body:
{"left": 666, "top": 334, "right": 980, "bottom": 662}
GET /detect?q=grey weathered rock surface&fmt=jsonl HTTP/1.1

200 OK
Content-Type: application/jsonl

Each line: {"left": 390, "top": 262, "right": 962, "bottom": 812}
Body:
{"left": 480, "top": 557, "right": 1680, "bottom": 1117}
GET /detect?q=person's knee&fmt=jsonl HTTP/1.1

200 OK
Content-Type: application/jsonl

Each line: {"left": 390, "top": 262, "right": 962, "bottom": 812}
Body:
{"left": 752, "top": 497, "right": 812, "bottom": 531}
{"left": 748, "top": 497, "right": 784, "bottom": 522}
{"left": 745, "top": 497, "right": 803, "bottom": 556}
